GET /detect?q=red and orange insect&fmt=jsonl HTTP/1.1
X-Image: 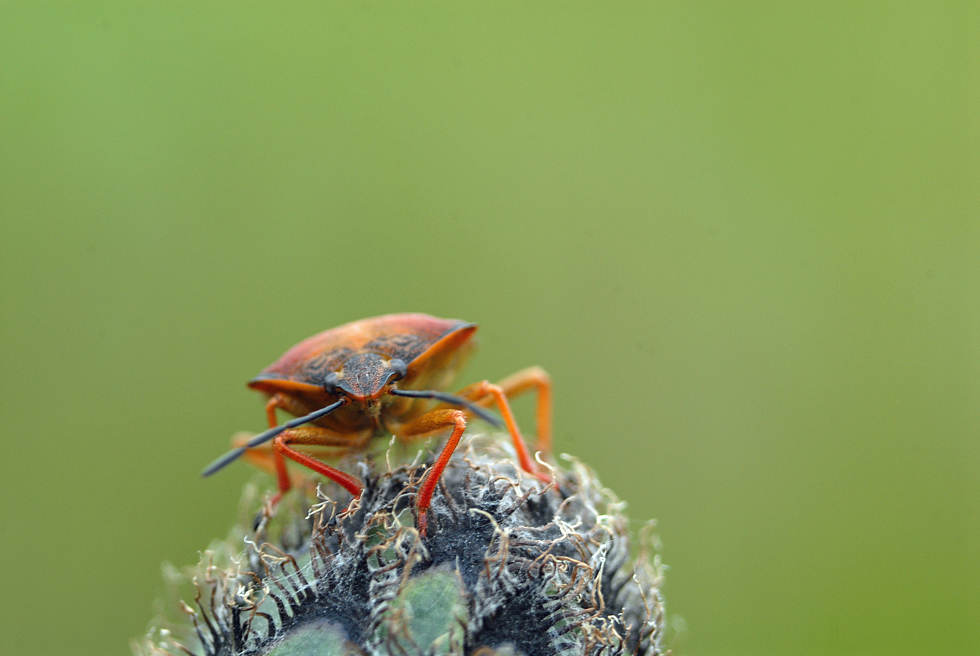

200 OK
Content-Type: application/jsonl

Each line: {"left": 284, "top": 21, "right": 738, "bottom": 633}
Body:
{"left": 203, "top": 313, "right": 551, "bottom": 535}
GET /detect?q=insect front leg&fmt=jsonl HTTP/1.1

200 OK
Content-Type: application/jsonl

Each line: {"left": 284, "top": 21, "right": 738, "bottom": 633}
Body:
{"left": 262, "top": 394, "right": 361, "bottom": 505}
{"left": 261, "top": 394, "right": 306, "bottom": 495}
{"left": 396, "top": 409, "right": 467, "bottom": 536}
{"left": 272, "top": 428, "right": 363, "bottom": 501}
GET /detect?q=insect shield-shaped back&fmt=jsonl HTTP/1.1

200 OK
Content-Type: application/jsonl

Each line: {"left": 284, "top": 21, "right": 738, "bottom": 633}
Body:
{"left": 253, "top": 315, "right": 477, "bottom": 387}
{"left": 202, "top": 315, "right": 486, "bottom": 478}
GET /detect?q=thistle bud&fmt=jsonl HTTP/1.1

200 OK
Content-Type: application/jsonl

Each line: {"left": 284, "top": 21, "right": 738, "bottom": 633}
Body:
{"left": 136, "top": 433, "right": 668, "bottom": 656}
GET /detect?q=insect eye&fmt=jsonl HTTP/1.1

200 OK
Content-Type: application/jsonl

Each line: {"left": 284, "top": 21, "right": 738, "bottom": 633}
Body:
{"left": 389, "top": 358, "right": 408, "bottom": 379}
{"left": 324, "top": 372, "right": 340, "bottom": 389}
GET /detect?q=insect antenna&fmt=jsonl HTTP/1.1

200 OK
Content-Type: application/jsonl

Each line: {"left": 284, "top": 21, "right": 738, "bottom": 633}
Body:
{"left": 388, "top": 388, "right": 502, "bottom": 427}
{"left": 201, "top": 398, "right": 349, "bottom": 477}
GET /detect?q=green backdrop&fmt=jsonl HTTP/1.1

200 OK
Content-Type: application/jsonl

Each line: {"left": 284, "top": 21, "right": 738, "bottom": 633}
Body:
{"left": 1, "top": 3, "right": 976, "bottom": 655}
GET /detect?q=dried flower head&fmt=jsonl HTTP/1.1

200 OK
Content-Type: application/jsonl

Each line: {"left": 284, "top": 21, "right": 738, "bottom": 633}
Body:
{"left": 136, "top": 432, "right": 668, "bottom": 656}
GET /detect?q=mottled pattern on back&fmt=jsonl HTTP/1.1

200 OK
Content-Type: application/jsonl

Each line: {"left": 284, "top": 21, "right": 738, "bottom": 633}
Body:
{"left": 292, "top": 347, "right": 354, "bottom": 386}
{"left": 363, "top": 332, "right": 426, "bottom": 361}
{"left": 254, "top": 314, "right": 470, "bottom": 388}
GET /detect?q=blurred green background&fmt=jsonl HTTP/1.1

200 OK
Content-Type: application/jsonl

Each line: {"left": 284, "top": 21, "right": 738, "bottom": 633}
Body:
{"left": 1, "top": 2, "right": 977, "bottom": 655}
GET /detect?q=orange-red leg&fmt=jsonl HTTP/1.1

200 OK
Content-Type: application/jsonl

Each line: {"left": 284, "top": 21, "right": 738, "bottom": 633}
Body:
{"left": 397, "top": 409, "right": 467, "bottom": 536}
{"left": 232, "top": 431, "right": 352, "bottom": 480}
{"left": 265, "top": 395, "right": 301, "bottom": 494}
{"left": 262, "top": 395, "right": 362, "bottom": 504}
{"left": 447, "top": 380, "right": 544, "bottom": 479}
{"left": 232, "top": 433, "right": 280, "bottom": 481}
{"left": 490, "top": 366, "right": 552, "bottom": 453}
{"left": 272, "top": 430, "right": 363, "bottom": 499}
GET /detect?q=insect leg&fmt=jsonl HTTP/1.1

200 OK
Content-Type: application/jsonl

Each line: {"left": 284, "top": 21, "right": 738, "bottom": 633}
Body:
{"left": 264, "top": 395, "right": 305, "bottom": 495}
{"left": 229, "top": 431, "right": 278, "bottom": 476}
{"left": 263, "top": 395, "right": 358, "bottom": 503}
{"left": 488, "top": 367, "right": 553, "bottom": 453}
{"left": 233, "top": 428, "right": 357, "bottom": 476}
{"left": 442, "top": 380, "right": 546, "bottom": 481}
{"left": 396, "top": 409, "right": 467, "bottom": 536}
{"left": 273, "top": 429, "right": 364, "bottom": 499}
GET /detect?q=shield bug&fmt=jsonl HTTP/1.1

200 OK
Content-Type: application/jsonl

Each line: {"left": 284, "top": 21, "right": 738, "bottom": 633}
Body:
{"left": 203, "top": 313, "right": 552, "bottom": 535}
